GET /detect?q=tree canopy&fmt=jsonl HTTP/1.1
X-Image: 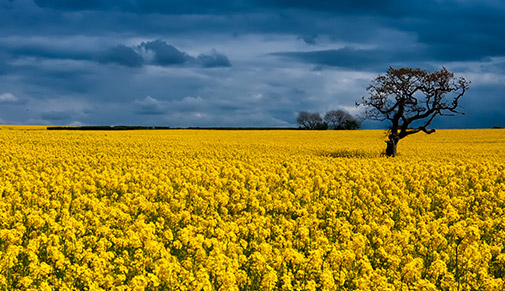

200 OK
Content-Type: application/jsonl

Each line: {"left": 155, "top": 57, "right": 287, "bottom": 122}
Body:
{"left": 324, "top": 109, "right": 361, "bottom": 130}
{"left": 297, "top": 111, "right": 327, "bottom": 130}
{"left": 358, "top": 67, "right": 470, "bottom": 156}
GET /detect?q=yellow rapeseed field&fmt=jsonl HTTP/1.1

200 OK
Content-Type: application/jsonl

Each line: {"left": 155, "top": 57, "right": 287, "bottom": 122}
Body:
{"left": 1, "top": 127, "right": 504, "bottom": 290}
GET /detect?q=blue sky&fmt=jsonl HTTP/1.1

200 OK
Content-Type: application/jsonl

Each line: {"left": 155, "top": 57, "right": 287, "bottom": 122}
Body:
{"left": 0, "top": 0, "right": 504, "bottom": 128}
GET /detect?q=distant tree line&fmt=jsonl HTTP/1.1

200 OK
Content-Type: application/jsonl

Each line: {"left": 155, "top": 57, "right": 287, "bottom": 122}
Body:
{"left": 47, "top": 126, "right": 171, "bottom": 130}
{"left": 297, "top": 109, "right": 361, "bottom": 130}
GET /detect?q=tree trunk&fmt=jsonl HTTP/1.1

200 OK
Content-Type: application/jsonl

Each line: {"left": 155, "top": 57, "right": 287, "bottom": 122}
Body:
{"left": 385, "top": 136, "right": 399, "bottom": 157}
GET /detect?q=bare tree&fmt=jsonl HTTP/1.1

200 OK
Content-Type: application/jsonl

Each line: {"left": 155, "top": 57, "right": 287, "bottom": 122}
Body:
{"left": 324, "top": 109, "right": 361, "bottom": 130}
{"left": 358, "top": 67, "right": 469, "bottom": 157}
{"left": 297, "top": 111, "right": 327, "bottom": 130}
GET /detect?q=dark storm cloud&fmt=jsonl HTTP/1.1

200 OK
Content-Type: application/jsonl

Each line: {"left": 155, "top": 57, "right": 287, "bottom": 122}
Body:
{"left": 91, "top": 40, "right": 232, "bottom": 68}
{"left": 6, "top": 45, "right": 92, "bottom": 61}
{"left": 97, "top": 45, "right": 144, "bottom": 67}
{"left": 258, "top": 0, "right": 409, "bottom": 16}
{"left": 32, "top": 0, "right": 252, "bottom": 14}
{"left": 140, "top": 40, "right": 191, "bottom": 66}
{"left": 32, "top": 0, "right": 408, "bottom": 15}
{"left": 34, "top": 0, "right": 101, "bottom": 10}
{"left": 7, "top": 58, "right": 96, "bottom": 95}
{"left": 126, "top": 0, "right": 252, "bottom": 14}
{"left": 273, "top": 48, "right": 387, "bottom": 70}
{"left": 0, "top": 36, "right": 231, "bottom": 69}
{"left": 32, "top": 0, "right": 102, "bottom": 10}
{"left": 137, "top": 40, "right": 231, "bottom": 68}
{"left": 272, "top": 47, "right": 433, "bottom": 70}
{"left": 261, "top": 0, "right": 505, "bottom": 63}
{"left": 0, "top": 37, "right": 96, "bottom": 62}
{"left": 197, "top": 50, "right": 231, "bottom": 68}
{"left": 397, "top": 3, "right": 505, "bottom": 62}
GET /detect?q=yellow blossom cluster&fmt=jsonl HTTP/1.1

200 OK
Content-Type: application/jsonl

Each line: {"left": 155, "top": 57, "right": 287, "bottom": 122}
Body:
{"left": 0, "top": 127, "right": 504, "bottom": 290}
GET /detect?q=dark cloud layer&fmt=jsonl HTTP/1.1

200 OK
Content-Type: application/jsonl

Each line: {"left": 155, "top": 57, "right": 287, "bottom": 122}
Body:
{"left": 97, "top": 45, "right": 144, "bottom": 67}
{"left": 31, "top": 0, "right": 410, "bottom": 16}
{"left": 273, "top": 48, "right": 388, "bottom": 70}
{"left": 138, "top": 40, "right": 231, "bottom": 68}
{"left": 32, "top": 0, "right": 253, "bottom": 14}
{"left": 95, "top": 40, "right": 232, "bottom": 68}
{"left": 197, "top": 50, "right": 231, "bottom": 68}
{"left": 0, "top": 36, "right": 231, "bottom": 69}
{"left": 0, "top": 0, "right": 504, "bottom": 127}
{"left": 272, "top": 46, "right": 442, "bottom": 71}
{"left": 141, "top": 40, "right": 190, "bottom": 66}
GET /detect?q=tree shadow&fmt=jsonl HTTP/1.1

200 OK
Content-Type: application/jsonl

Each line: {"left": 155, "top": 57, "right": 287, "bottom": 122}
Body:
{"left": 319, "top": 149, "right": 382, "bottom": 158}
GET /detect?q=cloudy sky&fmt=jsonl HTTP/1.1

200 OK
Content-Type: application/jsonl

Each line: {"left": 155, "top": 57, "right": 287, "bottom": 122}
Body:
{"left": 1, "top": 0, "right": 504, "bottom": 128}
